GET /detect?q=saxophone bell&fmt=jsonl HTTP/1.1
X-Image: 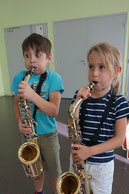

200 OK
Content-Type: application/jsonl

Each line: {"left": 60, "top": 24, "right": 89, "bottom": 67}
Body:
{"left": 57, "top": 171, "right": 80, "bottom": 194}
{"left": 18, "top": 141, "right": 43, "bottom": 179}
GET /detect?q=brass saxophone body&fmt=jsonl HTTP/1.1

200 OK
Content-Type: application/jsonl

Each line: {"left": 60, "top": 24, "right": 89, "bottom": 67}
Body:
{"left": 57, "top": 82, "right": 95, "bottom": 194}
{"left": 18, "top": 68, "right": 43, "bottom": 179}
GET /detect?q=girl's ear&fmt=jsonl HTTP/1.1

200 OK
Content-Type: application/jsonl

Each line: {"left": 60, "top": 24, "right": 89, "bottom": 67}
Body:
{"left": 114, "top": 66, "right": 122, "bottom": 77}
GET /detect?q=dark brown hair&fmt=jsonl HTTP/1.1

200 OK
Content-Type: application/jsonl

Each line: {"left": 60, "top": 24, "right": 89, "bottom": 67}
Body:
{"left": 22, "top": 33, "right": 51, "bottom": 57}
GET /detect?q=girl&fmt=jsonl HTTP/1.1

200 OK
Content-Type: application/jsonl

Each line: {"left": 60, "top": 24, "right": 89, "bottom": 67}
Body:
{"left": 71, "top": 42, "right": 129, "bottom": 194}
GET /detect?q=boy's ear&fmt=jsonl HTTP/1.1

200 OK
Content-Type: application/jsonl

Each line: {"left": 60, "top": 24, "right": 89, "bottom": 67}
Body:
{"left": 47, "top": 54, "right": 52, "bottom": 62}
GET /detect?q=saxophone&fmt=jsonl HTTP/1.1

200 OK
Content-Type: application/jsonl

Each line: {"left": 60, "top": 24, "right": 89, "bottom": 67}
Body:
{"left": 17, "top": 68, "right": 43, "bottom": 179}
{"left": 57, "top": 82, "right": 95, "bottom": 194}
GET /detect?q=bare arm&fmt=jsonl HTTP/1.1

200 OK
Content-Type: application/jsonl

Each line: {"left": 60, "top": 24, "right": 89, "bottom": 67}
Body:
{"left": 30, "top": 90, "right": 61, "bottom": 117}
{"left": 90, "top": 117, "right": 127, "bottom": 154}
{"left": 74, "top": 86, "right": 91, "bottom": 119}
{"left": 18, "top": 81, "right": 61, "bottom": 117}
{"left": 72, "top": 117, "right": 127, "bottom": 164}
{"left": 77, "top": 86, "right": 91, "bottom": 100}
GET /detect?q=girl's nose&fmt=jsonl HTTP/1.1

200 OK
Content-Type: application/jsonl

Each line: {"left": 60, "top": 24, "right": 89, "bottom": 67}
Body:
{"left": 93, "top": 69, "right": 99, "bottom": 77}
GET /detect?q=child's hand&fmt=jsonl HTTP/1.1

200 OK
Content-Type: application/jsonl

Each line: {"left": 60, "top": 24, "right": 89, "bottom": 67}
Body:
{"left": 71, "top": 144, "right": 91, "bottom": 164}
{"left": 77, "top": 86, "right": 91, "bottom": 100}
{"left": 18, "top": 120, "right": 32, "bottom": 135}
{"left": 18, "top": 81, "right": 34, "bottom": 100}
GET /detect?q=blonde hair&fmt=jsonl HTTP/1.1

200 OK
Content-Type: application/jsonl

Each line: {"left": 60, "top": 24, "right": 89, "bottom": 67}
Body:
{"left": 87, "top": 42, "right": 122, "bottom": 94}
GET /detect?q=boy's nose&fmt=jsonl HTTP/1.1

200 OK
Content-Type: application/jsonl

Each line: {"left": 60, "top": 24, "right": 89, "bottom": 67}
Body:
{"left": 30, "top": 55, "right": 36, "bottom": 63}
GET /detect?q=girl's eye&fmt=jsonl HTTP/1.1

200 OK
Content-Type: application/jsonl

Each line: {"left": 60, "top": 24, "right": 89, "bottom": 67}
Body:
{"left": 89, "top": 65, "right": 94, "bottom": 70}
{"left": 100, "top": 65, "right": 105, "bottom": 69}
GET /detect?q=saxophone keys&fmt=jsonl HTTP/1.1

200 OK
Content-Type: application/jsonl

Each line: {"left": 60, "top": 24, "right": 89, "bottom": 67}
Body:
{"left": 87, "top": 174, "right": 91, "bottom": 180}
{"left": 34, "top": 121, "right": 38, "bottom": 126}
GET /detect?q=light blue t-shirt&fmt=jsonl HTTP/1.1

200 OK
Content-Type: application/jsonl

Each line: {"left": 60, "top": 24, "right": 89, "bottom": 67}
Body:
{"left": 11, "top": 70, "right": 64, "bottom": 135}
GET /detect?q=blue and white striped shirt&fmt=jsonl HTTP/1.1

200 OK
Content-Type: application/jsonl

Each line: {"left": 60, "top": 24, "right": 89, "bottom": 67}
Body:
{"left": 73, "top": 89, "right": 129, "bottom": 164}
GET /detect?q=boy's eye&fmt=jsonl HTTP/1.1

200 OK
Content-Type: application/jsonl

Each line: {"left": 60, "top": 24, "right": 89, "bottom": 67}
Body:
{"left": 25, "top": 53, "right": 30, "bottom": 58}
{"left": 36, "top": 53, "right": 41, "bottom": 58}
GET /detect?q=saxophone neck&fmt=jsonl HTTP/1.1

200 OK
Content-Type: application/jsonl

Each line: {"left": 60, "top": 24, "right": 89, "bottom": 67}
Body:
{"left": 69, "top": 82, "right": 96, "bottom": 119}
{"left": 69, "top": 97, "right": 83, "bottom": 119}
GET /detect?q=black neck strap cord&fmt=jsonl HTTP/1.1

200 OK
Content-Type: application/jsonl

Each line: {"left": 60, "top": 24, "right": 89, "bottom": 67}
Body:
{"left": 23, "top": 71, "right": 47, "bottom": 120}
{"left": 33, "top": 72, "right": 47, "bottom": 120}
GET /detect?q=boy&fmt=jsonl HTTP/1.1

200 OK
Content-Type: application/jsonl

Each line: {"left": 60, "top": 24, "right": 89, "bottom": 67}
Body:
{"left": 11, "top": 33, "right": 64, "bottom": 194}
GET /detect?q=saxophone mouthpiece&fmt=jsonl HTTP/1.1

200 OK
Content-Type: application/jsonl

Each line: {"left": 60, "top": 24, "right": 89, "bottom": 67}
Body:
{"left": 28, "top": 68, "right": 35, "bottom": 75}
{"left": 88, "top": 81, "right": 96, "bottom": 92}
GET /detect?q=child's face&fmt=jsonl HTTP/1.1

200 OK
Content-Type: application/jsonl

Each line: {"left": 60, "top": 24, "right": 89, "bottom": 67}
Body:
{"left": 88, "top": 51, "right": 118, "bottom": 96}
{"left": 23, "top": 48, "right": 51, "bottom": 74}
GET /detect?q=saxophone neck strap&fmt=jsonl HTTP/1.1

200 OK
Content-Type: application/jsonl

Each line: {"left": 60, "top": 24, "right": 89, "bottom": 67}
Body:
{"left": 97, "top": 92, "right": 115, "bottom": 132}
{"left": 80, "top": 90, "right": 115, "bottom": 146}
{"left": 33, "top": 71, "right": 47, "bottom": 120}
